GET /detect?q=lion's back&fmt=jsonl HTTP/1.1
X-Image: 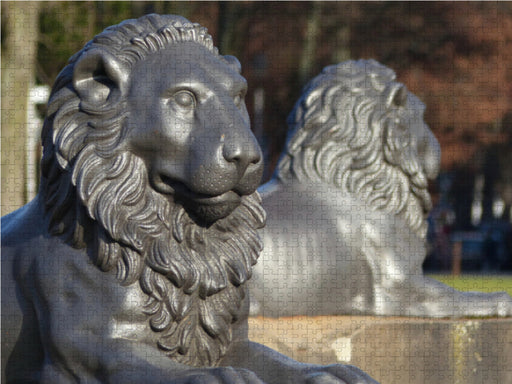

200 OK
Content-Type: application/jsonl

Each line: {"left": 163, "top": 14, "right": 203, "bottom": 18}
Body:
{"left": 1, "top": 201, "right": 47, "bottom": 382}
{"left": 2, "top": 199, "right": 46, "bottom": 277}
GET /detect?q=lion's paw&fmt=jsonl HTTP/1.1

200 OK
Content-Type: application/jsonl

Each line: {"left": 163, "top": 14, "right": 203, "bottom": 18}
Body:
{"left": 172, "top": 367, "right": 265, "bottom": 384}
{"left": 302, "top": 364, "right": 380, "bottom": 384}
{"left": 495, "top": 292, "right": 512, "bottom": 317}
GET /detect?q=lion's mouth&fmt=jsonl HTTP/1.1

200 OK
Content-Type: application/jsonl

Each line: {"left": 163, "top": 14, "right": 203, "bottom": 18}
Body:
{"left": 156, "top": 175, "right": 241, "bottom": 223}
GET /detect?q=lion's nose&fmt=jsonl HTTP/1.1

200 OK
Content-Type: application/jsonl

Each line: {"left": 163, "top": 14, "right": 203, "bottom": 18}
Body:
{"left": 222, "top": 133, "right": 262, "bottom": 173}
{"left": 417, "top": 124, "right": 441, "bottom": 180}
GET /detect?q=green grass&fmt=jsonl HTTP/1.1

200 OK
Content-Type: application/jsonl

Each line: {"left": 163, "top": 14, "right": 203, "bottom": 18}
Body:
{"left": 428, "top": 274, "right": 512, "bottom": 297}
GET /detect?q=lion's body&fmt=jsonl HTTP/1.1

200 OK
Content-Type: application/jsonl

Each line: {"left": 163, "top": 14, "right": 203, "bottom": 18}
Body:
{"left": 2, "top": 15, "right": 378, "bottom": 384}
{"left": 250, "top": 60, "right": 512, "bottom": 318}
{"left": 251, "top": 181, "right": 427, "bottom": 316}
{"left": 2, "top": 198, "right": 164, "bottom": 382}
{"left": 252, "top": 180, "right": 512, "bottom": 317}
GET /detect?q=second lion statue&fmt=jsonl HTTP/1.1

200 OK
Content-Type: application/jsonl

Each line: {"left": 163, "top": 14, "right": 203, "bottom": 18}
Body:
{"left": 1, "top": 15, "right": 378, "bottom": 384}
{"left": 250, "top": 60, "right": 512, "bottom": 318}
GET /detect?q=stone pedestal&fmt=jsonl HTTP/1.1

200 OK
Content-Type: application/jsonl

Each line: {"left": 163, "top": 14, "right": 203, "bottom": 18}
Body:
{"left": 249, "top": 316, "right": 512, "bottom": 384}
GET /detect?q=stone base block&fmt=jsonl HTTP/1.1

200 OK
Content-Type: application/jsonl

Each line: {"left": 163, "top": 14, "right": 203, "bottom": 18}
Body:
{"left": 249, "top": 316, "right": 512, "bottom": 384}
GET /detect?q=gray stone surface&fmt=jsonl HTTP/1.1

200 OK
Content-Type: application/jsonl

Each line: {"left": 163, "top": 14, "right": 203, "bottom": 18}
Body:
{"left": 249, "top": 316, "right": 512, "bottom": 384}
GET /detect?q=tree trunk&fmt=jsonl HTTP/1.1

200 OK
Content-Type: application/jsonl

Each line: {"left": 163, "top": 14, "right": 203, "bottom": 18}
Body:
{"left": 1, "top": 2, "right": 40, "bottom": 215}
{"left": 298, "top": 3, "right": 322, "bottom": 86}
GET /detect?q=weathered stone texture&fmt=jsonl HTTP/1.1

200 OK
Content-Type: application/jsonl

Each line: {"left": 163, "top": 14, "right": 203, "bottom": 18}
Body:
{"left": 249, "top": 316, "right": 512, "bottom": 384}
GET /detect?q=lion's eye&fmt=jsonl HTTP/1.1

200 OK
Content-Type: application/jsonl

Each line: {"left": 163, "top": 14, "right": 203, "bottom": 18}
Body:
{"left": 174, "top": 90, "right": 196, "bottom": 108}
{"left": 234, "top": 92, "right": 245, "bottom": 108}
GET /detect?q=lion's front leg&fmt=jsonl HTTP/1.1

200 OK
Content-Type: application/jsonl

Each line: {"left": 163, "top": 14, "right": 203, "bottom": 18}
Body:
{"left": 404, "top": 275, "right": 512, "bottom": 317}
{"left": 372, "top": 272, "right": 512, "bottom": 317}
{"left": 168, "top": 367, "right": 265, "bottom": 384}
{"left": 222, "top": 341, "right": 379, "bottom": 384}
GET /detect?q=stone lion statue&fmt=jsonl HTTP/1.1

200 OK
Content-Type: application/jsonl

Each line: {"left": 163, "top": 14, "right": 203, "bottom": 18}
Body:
{"left": 250, "top": 59, "right": 512, "bottom": 318}
{"left": 1, "top": 15, "right": 378, "bottom": 384}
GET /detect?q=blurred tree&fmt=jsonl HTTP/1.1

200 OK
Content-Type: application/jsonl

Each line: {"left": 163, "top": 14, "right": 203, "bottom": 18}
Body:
{"left": 350, "top": 2, "right": 512, "bottom": 169}
{"left": 1, "top": 2, "right": 41, "bottom": 215}
{"left": 298, "top": 2, "right": 322, "bottom": 85}
{"left": 36, "top": 2, "right": 219, "bottom": 87}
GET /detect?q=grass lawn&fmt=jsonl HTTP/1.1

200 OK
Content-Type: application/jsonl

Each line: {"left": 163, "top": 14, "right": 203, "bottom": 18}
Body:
{"left": 428, "top": 274, "right": 512, "bottom": 297}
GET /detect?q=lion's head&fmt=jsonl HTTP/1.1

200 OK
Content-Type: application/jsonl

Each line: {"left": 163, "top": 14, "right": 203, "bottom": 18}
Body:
{"left": 39, "top": 14, "right": 265, "bottom": 367}
{"left": 277, "top": 59, "right": 440, "bottom": 238}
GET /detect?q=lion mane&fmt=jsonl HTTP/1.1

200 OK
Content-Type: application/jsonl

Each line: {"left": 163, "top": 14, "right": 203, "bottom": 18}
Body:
{"left": 276, "top": 59, "right": 431, "bottom": 238}
{"left": 39, "top": 14, "right": 265, "bottom": 367}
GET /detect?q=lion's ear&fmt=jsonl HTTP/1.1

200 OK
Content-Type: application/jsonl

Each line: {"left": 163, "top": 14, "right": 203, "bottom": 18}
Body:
{"left": 72, "top": 49, "right": 129, "bottom": 106}
{"left": 386, "top": 84, "right": 408, "bottom": 108}
{"left": 223, "top": 55, "right": 242, "bottom": 74}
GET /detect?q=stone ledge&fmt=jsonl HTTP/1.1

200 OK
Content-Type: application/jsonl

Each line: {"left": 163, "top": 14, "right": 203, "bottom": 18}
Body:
{"left": 249, "top": 316, "right": 512, "bottom": 384}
